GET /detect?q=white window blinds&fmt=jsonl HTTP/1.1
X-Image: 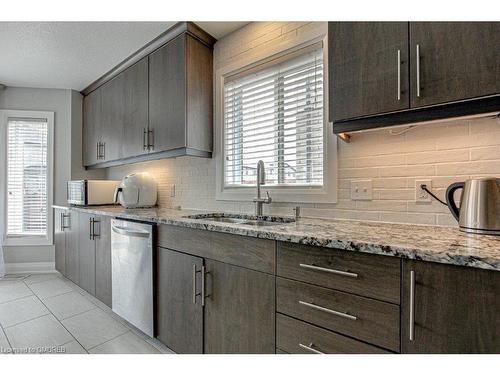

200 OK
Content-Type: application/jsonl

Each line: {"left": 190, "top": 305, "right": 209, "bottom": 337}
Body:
{"left": 7, "top": 118, "right": 49, "bottom": 237}
{"left": 224, "top": 44, "right": 324, "bottom": 187}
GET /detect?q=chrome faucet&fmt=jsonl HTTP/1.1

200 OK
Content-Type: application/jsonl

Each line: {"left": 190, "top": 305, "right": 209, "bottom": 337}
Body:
{"left": 253, "top": 160, "right": 272, "bottom": 215}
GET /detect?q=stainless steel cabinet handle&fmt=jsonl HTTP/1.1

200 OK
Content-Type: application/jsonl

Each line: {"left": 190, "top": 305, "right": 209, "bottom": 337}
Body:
{"left": 101, "top": 143, "right": 105, "bottom": 160}
{"left": 61, "top": 213, "right": 70, "bottom": 230}
{"left": 201, "top": 265, "right": 206, "bottom": 307}
{"left": 192, "top": 265, "right": 202, "bottom": 304}
{"left": 416, "top": 44, "right": 421, "bottom": 98}
{"left": 299, "top": 263, "right": 358, "bottom": 278}
{"left": 143, "top": 128, "right": 148, "bottom": 151}
{"left": 397, "top": 49, "right": 401, "bottom": 101}
{"left": 89, "top": 218, "right": 93, "bottom": 240}
{"left": 299, "top": 343, "right": 325, "bottom": 354}
{"left": 96, "top": 142, "right": 100, "bottom": 159}
{"left": 409, "top": 270, "right": 416, "bottom": 341}
{"left": 92, "top": 219, "right": 100, "bottom": 240}
{"left": 60, "top": 213, "right": 64, "bottom": 231}
{"left": 193, "top": 265, "right": 197, "bottom": 304}
{"left": 299, "top": 300, "right": 357, "bottom": 321}
{"left": 148, "top": 129, "right": 154, "bottom": 151}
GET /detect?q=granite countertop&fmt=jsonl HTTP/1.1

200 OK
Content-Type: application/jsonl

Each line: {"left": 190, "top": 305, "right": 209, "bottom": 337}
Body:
{"left": 53, "top": 204, "right": 500, "bottom": 271}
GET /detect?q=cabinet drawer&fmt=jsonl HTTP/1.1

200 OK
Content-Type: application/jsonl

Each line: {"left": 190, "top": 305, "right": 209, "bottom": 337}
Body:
{"left": 277, "top": 241, "right": 400, "bottom": 303}
{"left": 277, "top": 278, "right": 400, "bottom": 352}
{"left": 277, "top": 314, "right": 389, "bottom": 354}
{"left": 158, "top": 224, "right": 275, "bottom": 274}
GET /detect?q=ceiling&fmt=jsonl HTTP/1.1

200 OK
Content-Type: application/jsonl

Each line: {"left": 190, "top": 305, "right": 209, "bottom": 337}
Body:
{"left": 0, "top": 21, "right": 247, "bottom": 91}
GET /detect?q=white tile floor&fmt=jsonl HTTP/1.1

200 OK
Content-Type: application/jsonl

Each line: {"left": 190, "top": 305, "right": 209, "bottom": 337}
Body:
{"left": 0, "top": 273, "right": 173, "bottom": 354}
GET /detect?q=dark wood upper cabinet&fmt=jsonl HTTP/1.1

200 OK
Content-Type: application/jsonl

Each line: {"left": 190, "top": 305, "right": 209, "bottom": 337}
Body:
{"left": 81, "top": 22, "right": 215, "bottom": 168}
{"left": 149, "top": 35, "right": 186, "bottom": 152}
{"left": 100, "top": 74, "right": 124, "bottom": 162}
{"left": 156, "top": 247, "right": 204, "bottom": 354}
{"left": 329, "top": 22, "right": 410, "bottom": 122}
{"left": 410, "top": 22, "right": 500, "bottom": 108}
{"left": 82, "top": 90, "right": 102, "bottom": 166}
{"left": 149, "top": 33, "right": 213, "bottom": 155}
{"left": 329, "top": 21, "right": 500, "bottom": 133}
{"left": 95, "top": 216, "right": 112, "bottom": 307}
{"left": 401, "top": 260, "right": 499, "bottom": 353}
{"left": 204, "top": 260, "right": 276, "bottom": 354}
{"left": 120, "top": 57, "right": 149, "bottom": 159}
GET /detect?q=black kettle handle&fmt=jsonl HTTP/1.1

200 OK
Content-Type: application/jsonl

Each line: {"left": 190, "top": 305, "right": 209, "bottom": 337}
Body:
{"left": 445, "top": 182, "right": 465, "bottom": 222}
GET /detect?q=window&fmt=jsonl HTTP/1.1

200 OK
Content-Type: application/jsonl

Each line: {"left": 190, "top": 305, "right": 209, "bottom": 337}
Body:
{"left": 1, "top": 111, "right": 54, "bottom": 246}
{"left": 215, "top": 38, "right": 337, "bottom": 204}
{"left": 223, "top": 44, "right": 324, "bottom": 187}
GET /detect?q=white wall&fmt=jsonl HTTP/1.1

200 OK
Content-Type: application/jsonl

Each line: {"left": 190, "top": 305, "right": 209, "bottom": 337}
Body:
{"left": 0, "top": 86, "right": 103, "bottom": 267}
{"left": 107, "top": 22, "right": 500, "bottom": 227}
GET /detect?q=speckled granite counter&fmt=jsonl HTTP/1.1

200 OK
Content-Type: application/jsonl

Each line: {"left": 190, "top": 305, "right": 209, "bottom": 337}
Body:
{"left": 53, "top": 205, "right": 500, "bottom": 271}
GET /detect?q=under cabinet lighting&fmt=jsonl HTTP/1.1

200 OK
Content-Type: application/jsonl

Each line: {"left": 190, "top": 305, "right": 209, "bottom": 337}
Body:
{"left": 335, "top": 111, "right": 500, "bottom": 141}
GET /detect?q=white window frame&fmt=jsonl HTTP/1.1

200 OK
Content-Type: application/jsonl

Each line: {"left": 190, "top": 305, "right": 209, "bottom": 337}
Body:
{"left": 0, "top": 110, "right": 54, "bottom": 247}
{"left": 215, "top": 35, "right": 337, "bottom": 204}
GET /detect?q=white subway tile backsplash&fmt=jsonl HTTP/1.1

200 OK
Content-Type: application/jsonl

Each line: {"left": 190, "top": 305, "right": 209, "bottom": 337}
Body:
{"left": 105, "top": 22, "right": 500, "bottom": 228}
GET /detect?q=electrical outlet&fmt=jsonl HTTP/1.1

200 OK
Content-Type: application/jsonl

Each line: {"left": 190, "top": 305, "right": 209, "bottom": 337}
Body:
{"left": 170, "top": 185, "right": 176, "bottom": 197}
{"left": 351, "top": 180, "right": 373, "bottom": 200}
{"left": 415, "top": 179, "right": 432, "bottom": 203}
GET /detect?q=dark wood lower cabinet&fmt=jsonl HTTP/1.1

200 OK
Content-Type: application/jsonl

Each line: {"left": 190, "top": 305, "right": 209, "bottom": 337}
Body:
{"left": 95, "top": 216, "right": 112, "bottom": 307}
{"left": 56, "top": 209, "right": 111, "bottom": 306}
{"left": 277, "top": 314, "right": 389, "bottom": 354}
{"left": 401, "top": 260, "right": 500, "bottom": 353}
{"left": 276, "top": 277, "right": 400, "bottom": 352}
{"left": 156, "top": 247, "right": 204, "bottom": 354}
{"left": 78, "top": 212, "right": 96, "bottom": 295}
{"left": 64, "top": 211, "right": 79, "bottom": 284}
{"left": 204, "top": 260, "right": 276, "bottom": 354}
{"left": 54, "top": 209, "right": 66, "bottom": 275}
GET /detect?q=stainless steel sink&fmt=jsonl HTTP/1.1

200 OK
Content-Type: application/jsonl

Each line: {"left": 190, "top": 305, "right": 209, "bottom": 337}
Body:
{"left": 185, "top": 213, "right": 295, "bottom": 226}
{"left": 199, "top": 217, "right": 248, "bottom": 224}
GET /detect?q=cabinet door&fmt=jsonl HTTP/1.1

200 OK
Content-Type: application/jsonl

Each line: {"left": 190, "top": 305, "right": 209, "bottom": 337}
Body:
{"left": 82, "top": 90, "right": 102, "bottom": 166}
{"left": 410, "top": 22, "right": 500, "bottom": 107}
{"left": 64, "top": 211, "right": 79, "bottom": 284}
{"left": 100, "top": 76, "right": 124, "bottom": 162}
{"left": 329, "top": 22, "right": 410, "bottom": 122}
{"left": 77, "top": 212, "right": 96, "bottom": 295}
{"left": 95, "top": 216, "right": 112, "bottom": 307}
{"left": 402, "top": 260, "right": 499, "bottom": 353}
{"left": 204, "top": 260, "right": 275, "bottom": 353}
{"left": 54, "top": 209, "right": 66, "bottom": 275}
{"left": 121, "top": 57, "right": 149, "bottom": 159}
{"left": 148, "top": 34, "right": 187, "bottom": 152}
{"left": 156, "top": 247, "right": 203, "bottom": 353}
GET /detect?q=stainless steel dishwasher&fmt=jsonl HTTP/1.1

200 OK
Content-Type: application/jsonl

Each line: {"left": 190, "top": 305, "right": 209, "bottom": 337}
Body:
{"left": 111, "top": 219, "right": 154, "bottom": 337}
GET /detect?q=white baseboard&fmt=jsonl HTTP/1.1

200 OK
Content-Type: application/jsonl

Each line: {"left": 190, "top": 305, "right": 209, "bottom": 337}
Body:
{"left": 5, "top": 262, "right": 56, "bottom": 274}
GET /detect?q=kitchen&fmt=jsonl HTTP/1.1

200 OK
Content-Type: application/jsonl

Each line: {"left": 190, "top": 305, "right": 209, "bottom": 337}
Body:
{"left": 0, "top": 1, "right": 499, "bottom": 373}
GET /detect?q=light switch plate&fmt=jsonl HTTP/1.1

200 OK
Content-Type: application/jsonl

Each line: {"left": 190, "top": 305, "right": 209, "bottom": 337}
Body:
{"left": 415, "top": 179, "right": 432, "bottom": 203}
{"left": 351, "top": 180, "right": 373, "bottom": 200}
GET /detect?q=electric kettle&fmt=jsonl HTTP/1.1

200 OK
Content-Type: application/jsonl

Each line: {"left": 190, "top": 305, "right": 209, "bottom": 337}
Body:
{"left": 446, "top": 178, "right": 500, "bottom": 235}
{"left": 113, "top": 172, "right": 158, "bottom": 208}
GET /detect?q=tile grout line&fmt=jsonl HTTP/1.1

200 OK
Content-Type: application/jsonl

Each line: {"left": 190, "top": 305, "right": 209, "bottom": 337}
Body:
{"left": 2, "top": 313, "right": 52, "bottom": 330}
{"left": 58, "top": 306, "right": 100, "bottom": 322}
{"left": 0, "top": 293, "right": 35, "bottom": 306}
{"left": 85, "top": 330, "right": 132, "bottom": 352}
{"left": 0, "top": 321, "right": 13, "bottom": 352}
{"left": 23, "top": 280, "right": 90, "bottom": 354}
{"left": 55, "top": 276, "right": 135, "bottom": 352}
